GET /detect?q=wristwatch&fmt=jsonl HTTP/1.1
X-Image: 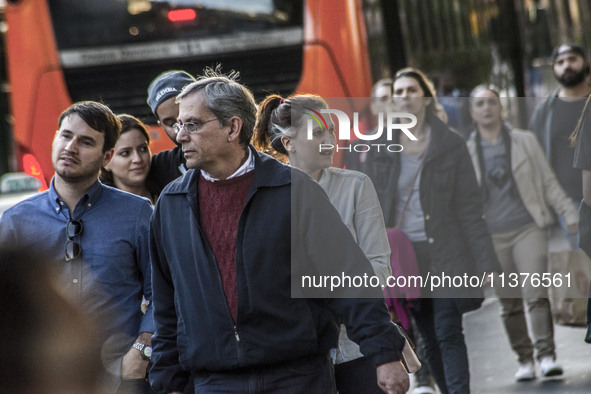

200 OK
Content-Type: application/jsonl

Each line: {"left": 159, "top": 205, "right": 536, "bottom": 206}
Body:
{"left": 132, "top": 342, "right": 153, "bottom": 360}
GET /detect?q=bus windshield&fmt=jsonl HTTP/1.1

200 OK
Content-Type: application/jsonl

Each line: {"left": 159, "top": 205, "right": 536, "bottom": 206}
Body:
{"left": 49, "top": 0, "right": 301, "bottom": 50}
{"left": 5, "top": 0, "right": 370, "bottom": 185}
{"left": 47, "top": 0, "right": 303, "bottom": 121}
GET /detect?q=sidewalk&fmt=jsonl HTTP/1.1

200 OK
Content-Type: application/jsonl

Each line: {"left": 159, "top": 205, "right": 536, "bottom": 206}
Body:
{"left": 464, "top": 224, "right": 591, "bottom": 393}
{"left": 464, "top": 296, "right": 591, "bottom": 393}
{"left": 408, "top": 226, "right": 591, "bottom": 393}
{"left": 408, "top": 295, "right": 591, "bottom": 393}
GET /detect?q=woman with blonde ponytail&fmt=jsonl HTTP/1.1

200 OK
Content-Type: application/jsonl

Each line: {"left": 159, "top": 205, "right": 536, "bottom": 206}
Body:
{"left": 254, "top": 94, "right": 392, "bottom": 394}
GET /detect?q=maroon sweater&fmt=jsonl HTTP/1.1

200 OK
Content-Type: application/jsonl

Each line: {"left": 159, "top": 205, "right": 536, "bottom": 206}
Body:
{"left": 198, "top": 171, "right": 254, "bottom": 323}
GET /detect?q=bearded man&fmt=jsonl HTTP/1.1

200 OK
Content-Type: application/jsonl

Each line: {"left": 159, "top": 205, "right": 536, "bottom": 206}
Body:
{"left": 529, "top": 42, "right": 591, "bottom": 204}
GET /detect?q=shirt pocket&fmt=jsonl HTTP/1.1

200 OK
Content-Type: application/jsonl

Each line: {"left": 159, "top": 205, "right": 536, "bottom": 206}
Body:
{"left": 85, "top": 240, "right": 138, "bottom": 286}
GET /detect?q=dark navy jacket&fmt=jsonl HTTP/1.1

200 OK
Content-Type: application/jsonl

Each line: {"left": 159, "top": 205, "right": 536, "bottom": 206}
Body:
{"left": 149, "top": 147, "right": 403, "bottom": 393}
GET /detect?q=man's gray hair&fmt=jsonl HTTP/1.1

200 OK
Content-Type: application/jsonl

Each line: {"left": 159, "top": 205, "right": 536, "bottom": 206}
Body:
{"left": 177, "top": 67, "right": 257, "bottom": 148}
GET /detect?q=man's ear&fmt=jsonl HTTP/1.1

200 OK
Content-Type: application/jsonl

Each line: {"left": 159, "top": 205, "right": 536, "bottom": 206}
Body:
{"left": 281, "top": 136, "right": 294, "bottom": 153}
{"left": 228, "top": 117, "right": 243, "bottom": 142}
{"left": 102, "top": 149, "right": 114, "bottom": 167}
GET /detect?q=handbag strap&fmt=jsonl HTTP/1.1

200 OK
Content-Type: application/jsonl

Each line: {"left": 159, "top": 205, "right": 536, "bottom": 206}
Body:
{"left": 395, "top": 134, "right": 431, "bottom": 230}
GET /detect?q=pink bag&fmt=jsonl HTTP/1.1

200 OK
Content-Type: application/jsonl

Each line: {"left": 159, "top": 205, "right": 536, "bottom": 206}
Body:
{"left": 384, "top": 229, "right": 421, "bottom": 330}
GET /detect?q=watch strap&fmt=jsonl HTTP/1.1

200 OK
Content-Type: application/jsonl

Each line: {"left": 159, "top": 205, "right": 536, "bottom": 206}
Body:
{"left": 132, "top": 342, "right": 145, "bottom": 352}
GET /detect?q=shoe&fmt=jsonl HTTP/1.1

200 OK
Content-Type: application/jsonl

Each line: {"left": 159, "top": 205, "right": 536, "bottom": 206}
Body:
{"left": 539, "top": 356, "right": 563, "bottom": 377}
{"left": 585, "top": 324, "right": 591, "bottom": 344}
{"left": 514, "top": 361, "right": 536, "bottom": 381}
{"left": 412, "top": 386, "right": 436, "bottom": 394}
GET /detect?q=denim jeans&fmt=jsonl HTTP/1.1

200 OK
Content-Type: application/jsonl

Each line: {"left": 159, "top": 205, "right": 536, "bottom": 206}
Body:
{"left": 192, "top": 354, "right": 335, "bottom": 393}
{"left": 411, "top": 242, "right": 470, "bottom": 394}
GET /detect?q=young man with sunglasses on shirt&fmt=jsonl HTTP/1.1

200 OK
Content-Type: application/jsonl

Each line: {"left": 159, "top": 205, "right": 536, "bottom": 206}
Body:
{"left": 0, "top": 101, "right": 154, "bottom": 394}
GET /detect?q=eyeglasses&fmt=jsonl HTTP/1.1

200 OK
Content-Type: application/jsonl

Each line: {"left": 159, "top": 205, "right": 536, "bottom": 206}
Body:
{"left": 173, "top": 118, "right": 218, "bottom": 135}
{"left": 65, "top": 219, "right": 83, "bottom": 262}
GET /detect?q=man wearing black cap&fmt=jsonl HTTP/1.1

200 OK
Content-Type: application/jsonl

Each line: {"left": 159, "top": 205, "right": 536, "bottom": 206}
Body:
{"left": 530, "top": 42, "right": 590, "bottom": 205}
{"left": 528, "top": 41, "right": 590, "bottom": 378}
{"left": 146, "top": 70, "right": 196, "bottom": 195}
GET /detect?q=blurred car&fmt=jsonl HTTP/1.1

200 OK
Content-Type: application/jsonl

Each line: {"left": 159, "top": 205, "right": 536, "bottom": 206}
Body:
{"left": 0, "top": 173, "right": 41, "bottom": 217}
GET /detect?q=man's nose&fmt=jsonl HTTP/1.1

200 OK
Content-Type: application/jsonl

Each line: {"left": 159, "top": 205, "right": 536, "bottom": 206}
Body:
{"left": 176, "top": 128, "right": 188, "bottom": 143}
{"left": 65, "top": 138, "right": 77, "bottom": 152}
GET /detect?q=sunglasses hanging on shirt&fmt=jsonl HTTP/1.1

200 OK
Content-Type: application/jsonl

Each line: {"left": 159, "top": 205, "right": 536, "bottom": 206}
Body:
{"left": 65, "top": 219, "right": 83, "bottom": 262}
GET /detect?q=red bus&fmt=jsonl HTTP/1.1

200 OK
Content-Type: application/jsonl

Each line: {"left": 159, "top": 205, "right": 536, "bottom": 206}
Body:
{"left": 3, "top": 0, "right": 375, "bottom": 187}
{"left": 5, "top": 0, "right": 591, "bottom": 187}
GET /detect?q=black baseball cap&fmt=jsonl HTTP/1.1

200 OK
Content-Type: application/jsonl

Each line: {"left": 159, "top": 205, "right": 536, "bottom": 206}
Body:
{"left": 147, "top": 70, "right": 196, "bottom": 116}
{"left": 552, "top": 42, "right": 587, "bottom": 63}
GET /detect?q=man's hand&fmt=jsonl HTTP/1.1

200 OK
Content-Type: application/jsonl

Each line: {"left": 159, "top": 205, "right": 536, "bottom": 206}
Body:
{"left": 121, "top": 347, "right": 149, "bottom": 379}
{"left": 376, "top": 361, "right": 409, "bottom": 394}
{"left": 122, "top": 332, "right": 152, "bottom": 380}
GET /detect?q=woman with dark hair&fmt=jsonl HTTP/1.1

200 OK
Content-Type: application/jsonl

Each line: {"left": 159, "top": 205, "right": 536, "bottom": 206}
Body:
{"left": 254, "top": 94, "right": 393, "bottom": 394}
{"left": 101, "top": 114, "right": 155, "bottom": 318}
{"left": 101, "top": 114, "right": 156, "bottom": 204}
{"left": 467, "top": 85, "right": 577, "bottom": 381}
{"left": 363, "top": 68, "right": 501, "bottom": 394}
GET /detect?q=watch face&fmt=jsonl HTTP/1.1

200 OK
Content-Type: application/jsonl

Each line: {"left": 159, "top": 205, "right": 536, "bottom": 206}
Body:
{"left": 143, "top": 346, "right": 153, "bottom": 359}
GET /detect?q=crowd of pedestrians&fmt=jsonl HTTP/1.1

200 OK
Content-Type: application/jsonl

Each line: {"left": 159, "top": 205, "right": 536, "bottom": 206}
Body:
{"left": 1, "top": 40, "right": 591, "bottom": 394}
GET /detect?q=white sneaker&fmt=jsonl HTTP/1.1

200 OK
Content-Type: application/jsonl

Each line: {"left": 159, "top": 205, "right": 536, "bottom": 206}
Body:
{"left": 539, "top": 356, "right": 563, "bottom": 377}
{"left": 515, "top": 361, "right": 536, "bottom": 381}
{"left": 412, "top": 386, "right": 436, "bottom": 394}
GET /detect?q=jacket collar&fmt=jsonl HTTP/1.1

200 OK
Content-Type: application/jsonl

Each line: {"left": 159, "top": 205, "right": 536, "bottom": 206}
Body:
{"left": 422, "top": 113, "right": 465, "bottom": 166}
{"left": 467, "top": 125, "right": 525, "bottom": 183}
{"left": 162, "top": 145, "right": 291, "bottom": 196}
{"left": 372, "top": 113, "right": 462, "bottom": 166}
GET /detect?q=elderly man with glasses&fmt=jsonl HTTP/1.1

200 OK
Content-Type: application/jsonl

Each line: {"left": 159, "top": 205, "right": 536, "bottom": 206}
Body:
{"left": 0, "top": 101, "right": 154, "bottom": 394}
{"left": 149, "top": 68, "right": 409, "bottom": 394}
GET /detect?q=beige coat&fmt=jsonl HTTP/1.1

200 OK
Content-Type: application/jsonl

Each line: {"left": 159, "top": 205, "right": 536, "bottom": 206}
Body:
{"left": 467, "top": 127, "right": 578, "bottom": 229}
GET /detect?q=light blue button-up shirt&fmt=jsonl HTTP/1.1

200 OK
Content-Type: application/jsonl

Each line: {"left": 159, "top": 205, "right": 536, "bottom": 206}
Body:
{"left": 0, "top": 179, "right": 154, "bottom": 338}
